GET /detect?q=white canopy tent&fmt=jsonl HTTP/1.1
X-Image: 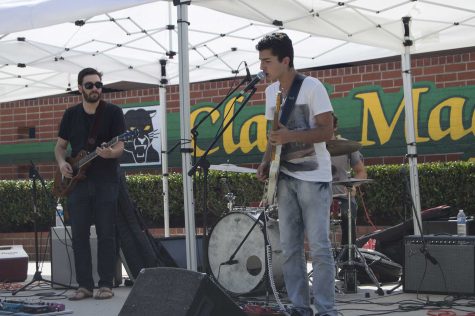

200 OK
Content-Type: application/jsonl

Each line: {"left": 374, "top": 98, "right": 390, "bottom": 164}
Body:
{"left": 2, "top": 0, "right": 475, "bottom": 269}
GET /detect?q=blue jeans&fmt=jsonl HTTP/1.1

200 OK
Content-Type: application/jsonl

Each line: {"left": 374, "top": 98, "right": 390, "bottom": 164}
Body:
{"left": 67, "top": 178, "right": 118, "bottom": 290}
{"left": 277, "top": 173, "right": 337, "bottom": 316}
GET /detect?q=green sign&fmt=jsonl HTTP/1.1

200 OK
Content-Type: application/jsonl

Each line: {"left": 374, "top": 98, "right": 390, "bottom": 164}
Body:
{"left": 0, "top": 82, "right": 473, "bottom": 167}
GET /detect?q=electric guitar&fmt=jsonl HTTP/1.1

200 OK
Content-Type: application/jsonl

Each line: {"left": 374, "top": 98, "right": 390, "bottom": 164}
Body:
{"left": 52, "top": 130, "right": 138, "bottom": 197}
{"left": 263, "top": 90, "right": 283, "bottom": 206}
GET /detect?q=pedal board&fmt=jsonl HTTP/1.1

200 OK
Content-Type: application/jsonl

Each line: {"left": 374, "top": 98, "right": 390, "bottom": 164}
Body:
{"left": 0, "top": 299, "right": 65, "bottom": 314}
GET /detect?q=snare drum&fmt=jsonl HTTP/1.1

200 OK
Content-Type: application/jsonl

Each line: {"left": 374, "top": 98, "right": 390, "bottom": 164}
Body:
{"left": 207, "top": 212, "right": 284, "bottom": 295}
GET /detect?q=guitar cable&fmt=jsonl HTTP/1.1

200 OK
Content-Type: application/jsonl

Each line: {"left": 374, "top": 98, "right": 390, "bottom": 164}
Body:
{"left": 264, "top": 206, "right": 290, "bottom": 316}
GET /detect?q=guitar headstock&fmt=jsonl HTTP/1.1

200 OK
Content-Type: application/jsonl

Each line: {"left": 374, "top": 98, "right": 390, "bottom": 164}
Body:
{"left": 119, "top": 129, "right": 139, "bottom": 142}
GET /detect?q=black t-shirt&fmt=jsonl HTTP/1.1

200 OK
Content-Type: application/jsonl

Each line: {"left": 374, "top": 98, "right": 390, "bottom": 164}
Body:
{"left": 58, "top": 101, "right": 126, "bottom": 182}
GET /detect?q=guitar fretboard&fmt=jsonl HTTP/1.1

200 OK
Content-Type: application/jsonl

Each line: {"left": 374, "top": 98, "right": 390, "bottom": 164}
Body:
{"left": 76, "top": 136, "right": 119, "bottom": 168}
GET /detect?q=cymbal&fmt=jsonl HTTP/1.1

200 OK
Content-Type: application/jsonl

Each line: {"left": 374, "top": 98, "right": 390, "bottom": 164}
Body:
{"left": 209, "top": 163, "right": 256, "bottom": 173}
{"left": 333, "top": 178, "right": 374, "bottom": 186}
{"left": 332, "top": 193, "right": 347, "bottom": 198}
{"left": 326, "top": 139, "right": 362, "bottom": 156}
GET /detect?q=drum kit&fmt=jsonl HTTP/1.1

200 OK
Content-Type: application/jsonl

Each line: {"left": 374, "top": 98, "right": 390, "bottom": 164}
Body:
{"left": 206, "top": 140, "right": 384, "bottom": 297}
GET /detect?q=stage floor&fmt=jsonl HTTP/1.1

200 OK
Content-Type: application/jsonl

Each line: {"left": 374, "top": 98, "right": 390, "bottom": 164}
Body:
{"left": 0, "top": 262, "right": 474, "bottom": 315}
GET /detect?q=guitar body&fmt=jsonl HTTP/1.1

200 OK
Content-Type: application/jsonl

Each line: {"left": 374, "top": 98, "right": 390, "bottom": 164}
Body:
{"left": 52, "top": 130, "right": 138, "bottom": 197}
{"left": 52, "top": 151, "right": 89, "bottom": 197}
{"left": 265, "top": 146, "right": 281, "bottom": 206}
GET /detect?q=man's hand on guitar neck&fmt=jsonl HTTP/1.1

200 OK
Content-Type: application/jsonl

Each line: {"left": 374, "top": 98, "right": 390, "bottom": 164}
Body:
{"left": 96, "top": 141, "right": 124, "bottom": 159}
{"left": 269, "top": 122, "right": 290, "bottom": 146}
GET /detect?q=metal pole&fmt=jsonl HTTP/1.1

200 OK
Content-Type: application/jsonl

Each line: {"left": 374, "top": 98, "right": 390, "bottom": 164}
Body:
{"left": 175, "top": 0, "right": 197, "bottom": 271}
{"left": 159, "top": 59, "right": 170, "bottom": 237}
{"left": 401, "top": 17, "right": 422, "bottom": 235}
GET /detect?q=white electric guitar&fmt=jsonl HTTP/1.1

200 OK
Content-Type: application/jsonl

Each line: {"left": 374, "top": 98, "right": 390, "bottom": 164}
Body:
{"left": 262, "top": 90, "right": 283, "bottom": 206}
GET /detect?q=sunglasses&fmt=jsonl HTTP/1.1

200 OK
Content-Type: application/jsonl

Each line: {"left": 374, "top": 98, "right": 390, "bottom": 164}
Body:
{"left": 83, "top": 81, "right": 103, "bottom": 89}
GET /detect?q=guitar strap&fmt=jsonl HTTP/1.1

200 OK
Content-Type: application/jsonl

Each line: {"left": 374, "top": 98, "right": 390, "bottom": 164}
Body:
{"left": 279, "top": 73, "right": 306, "bottom": 125}
{"left": 86, "top": 100, "right": 106, "bottom": 151}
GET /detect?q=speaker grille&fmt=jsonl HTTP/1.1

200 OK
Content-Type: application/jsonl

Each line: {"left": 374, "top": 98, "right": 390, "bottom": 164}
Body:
{"left": 404, "top": 235, "right": 475, "bottom": 295}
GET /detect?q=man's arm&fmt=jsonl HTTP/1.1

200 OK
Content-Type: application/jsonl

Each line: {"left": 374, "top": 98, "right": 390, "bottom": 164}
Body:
{"left": 256, "top": 140, "right": 272, "bottom": 182}
{"left": 268, "top": 111, "right": 333, "bottom": 146}
{"left": 55, "top": 137, "right": 73, "bottom": 178}
{"left": 352, "top": 160, "right": 367, "bottom": 180}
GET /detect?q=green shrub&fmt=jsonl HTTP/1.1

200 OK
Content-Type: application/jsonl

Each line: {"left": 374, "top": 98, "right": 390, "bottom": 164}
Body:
{"left": 0, "top": 161, "right": 473, "bottom": 232}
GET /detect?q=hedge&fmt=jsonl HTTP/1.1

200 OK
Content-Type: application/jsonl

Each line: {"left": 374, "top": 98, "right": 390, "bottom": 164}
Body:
{"left": 0, "top": 161, "right": 473, "bottom": 232}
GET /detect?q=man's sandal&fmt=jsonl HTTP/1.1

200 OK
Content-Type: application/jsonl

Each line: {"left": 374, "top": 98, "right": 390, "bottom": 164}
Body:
{"left": 68, "top": 287, "right": 93, "bottom": 301}
{"left": 94, "top": 287, "right": 114, "bottom": 300}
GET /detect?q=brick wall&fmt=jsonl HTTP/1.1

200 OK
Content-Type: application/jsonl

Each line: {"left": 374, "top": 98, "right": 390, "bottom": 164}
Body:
{"left": 1, "top": 47, "right": 474, "bottom": 179}
{"left": 0, "top": 225, "right": 378, "bottom": 262}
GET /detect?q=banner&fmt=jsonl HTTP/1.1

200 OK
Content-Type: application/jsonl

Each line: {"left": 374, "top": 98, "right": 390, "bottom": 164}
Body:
{"left": 120, "top": 105, "right": 161, "bottom": 167}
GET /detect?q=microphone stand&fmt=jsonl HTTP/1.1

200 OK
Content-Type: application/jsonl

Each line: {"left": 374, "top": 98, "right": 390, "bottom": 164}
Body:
{"left": 188, "top": 87, "right": 257, "bottom": 273}
{"left": 13, "top": 163, "right": 73, "bottom": 295}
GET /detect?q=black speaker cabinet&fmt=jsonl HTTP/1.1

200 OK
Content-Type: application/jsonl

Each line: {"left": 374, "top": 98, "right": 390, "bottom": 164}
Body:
{"left": 404, "top": 235, "right": 475, "bottom": 295}
{"left": 157, "top": 236, "right": 204, "bottom": 270}
{"left": 119, "top": 267, "right": 245, "bottom": 316}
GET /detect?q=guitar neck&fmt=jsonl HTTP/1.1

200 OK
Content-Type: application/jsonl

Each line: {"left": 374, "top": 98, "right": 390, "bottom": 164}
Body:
{"left": 77, "top": 136, "right": 119, "bottom": 168}
{"left": 271, "top": 91, "right": 283, "bottom": 160}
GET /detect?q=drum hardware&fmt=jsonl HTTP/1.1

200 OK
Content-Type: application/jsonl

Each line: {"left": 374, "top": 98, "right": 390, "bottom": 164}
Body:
{"left": 219, "top": 177, "right": 235, "bottom": 213}
{"left": 333, "top": 178, "right": 384, "bottom": 296}
{"left": 326, "top": 139, "right": 362, "bottom": 156}
{"left": 225, "top": 192, "right": 236, "bottom": 212}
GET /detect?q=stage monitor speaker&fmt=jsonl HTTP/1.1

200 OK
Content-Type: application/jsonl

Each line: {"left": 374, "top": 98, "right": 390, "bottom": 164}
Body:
{"left": 119, "top": 267, "right": 246, "bottom": 316}
{"left": 50, "top": 226, "right": 121, "bottom": 288}
{"left": 403, "top": 235, "right": 475, "bottom": 295}
{"left": 356, "top": 205, "right": 452, "bottom": 265}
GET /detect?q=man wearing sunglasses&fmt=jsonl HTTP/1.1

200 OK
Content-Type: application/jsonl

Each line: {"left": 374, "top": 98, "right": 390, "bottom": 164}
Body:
{"left": 55, "top": 67, "right": 126, "bottom": 301}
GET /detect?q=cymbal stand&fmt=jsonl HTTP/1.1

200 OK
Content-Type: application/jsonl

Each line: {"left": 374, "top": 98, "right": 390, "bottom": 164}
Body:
{"left": 220, "top": 177, "right": 235, "bottom": 212}
{"left": 336, "top": 182, "right": 384, "bottom": 296}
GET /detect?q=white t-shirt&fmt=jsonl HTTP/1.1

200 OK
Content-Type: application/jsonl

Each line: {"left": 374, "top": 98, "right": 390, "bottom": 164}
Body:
{"left": 265, "top": 76, "right": 333, "bottom": 182}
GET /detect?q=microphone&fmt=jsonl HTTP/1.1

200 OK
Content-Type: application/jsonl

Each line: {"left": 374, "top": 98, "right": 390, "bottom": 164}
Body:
{"left": 241, "top": 71, "right": 265, "bottom": 93}
{"left": 244, "top": 61, "right": 251, "bottom": 82}
{"left": 221, "top": 259, "right": 238, "bottom": 265}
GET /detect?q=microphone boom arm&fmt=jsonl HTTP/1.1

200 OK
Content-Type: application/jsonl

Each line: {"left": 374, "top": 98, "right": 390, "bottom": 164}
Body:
{"left": 188, "top": 87, "right": 257, "bottom": 176}
{"left": 191, "top": 75, "right": 249, "bottom": 136}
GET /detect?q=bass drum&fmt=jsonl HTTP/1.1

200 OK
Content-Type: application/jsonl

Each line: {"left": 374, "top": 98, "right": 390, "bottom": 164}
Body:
{"left": 207, "top": 212, "right": 284, "bottom": 295}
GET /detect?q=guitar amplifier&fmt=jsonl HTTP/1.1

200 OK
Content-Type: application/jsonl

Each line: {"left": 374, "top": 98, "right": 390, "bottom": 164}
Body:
{"left": 404, "top": 235, "right": 475, "bottom": 295}
{"left": 51, "top": 226, "right": 122, "bottom": 288}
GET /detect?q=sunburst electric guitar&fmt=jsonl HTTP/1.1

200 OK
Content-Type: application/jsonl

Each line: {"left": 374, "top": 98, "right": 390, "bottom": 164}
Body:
{"left": 263, "top": 90, "right": 283, "bottom": 206}
{"left": 52, "top": 129, "right": 138, "bottom": 197}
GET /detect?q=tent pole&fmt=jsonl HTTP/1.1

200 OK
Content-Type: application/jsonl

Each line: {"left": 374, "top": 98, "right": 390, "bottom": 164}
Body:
{"left": 401, "top": 17, "right": 422, "bottom": 235}
{"left": 159, "top": 59, "right": 170, "bottom": 237}
{"left": 175, "top": 0, "right": 198, "bottom": 271}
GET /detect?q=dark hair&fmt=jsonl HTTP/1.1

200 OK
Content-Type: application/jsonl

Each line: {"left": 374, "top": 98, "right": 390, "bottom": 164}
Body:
{"left": 256, "top": 32, "right": 294, "bottom": 68}
{"left": 78, "top": 68, "right": 102, "bottom": 85}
